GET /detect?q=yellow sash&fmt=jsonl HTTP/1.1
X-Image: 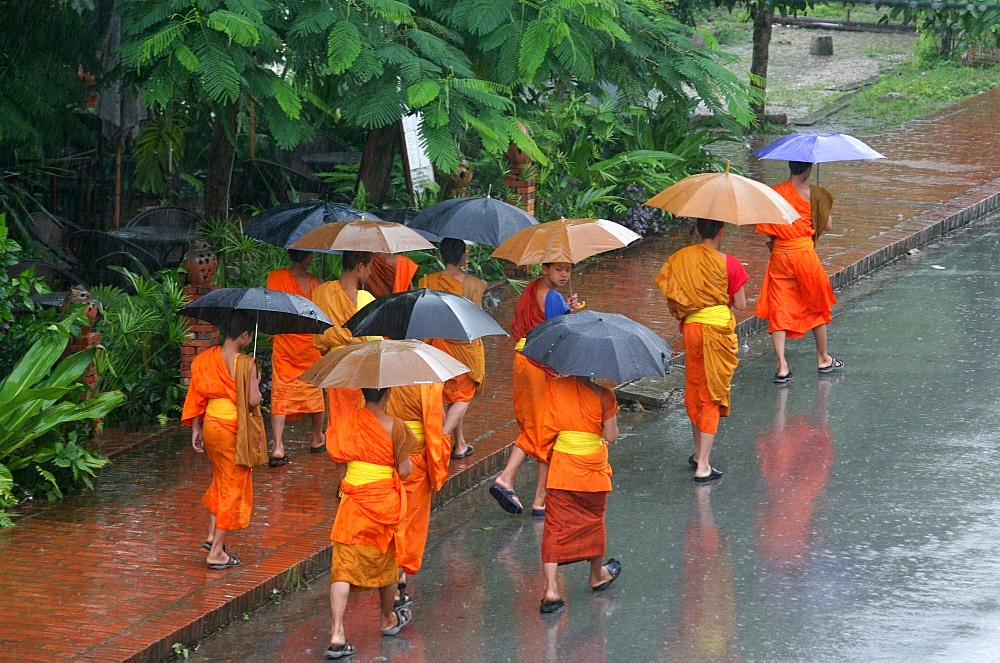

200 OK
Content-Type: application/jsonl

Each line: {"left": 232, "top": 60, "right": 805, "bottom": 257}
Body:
{"left": 684, "top": 304, "right": 731, "bottom": 326}
{"left": 772, "top": 236, "right": 815, "bottom": 253}
{"left": 206, "top": 398, "right": 238, "bottom": 421}
{"left": 344, "top": 460, "right": 393, "bottom": 485}
{"left": 514, "top": 337, "right": 526, "bottom": 352}
{"left": 404, "top": 420, "right": 425, "bottom": 441}
{"left": 553, "top": 430, "right": 604, "bottom": 455}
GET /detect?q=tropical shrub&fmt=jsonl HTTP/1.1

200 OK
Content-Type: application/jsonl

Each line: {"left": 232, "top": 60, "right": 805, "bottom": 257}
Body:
{"left": 0, "top": 321, "right": 125, "bottom": 527}
{"left": 92, "top": 268, "right": 190, "bottom": 429}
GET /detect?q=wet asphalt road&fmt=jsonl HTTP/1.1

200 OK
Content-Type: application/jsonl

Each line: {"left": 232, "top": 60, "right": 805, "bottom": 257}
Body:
{"left": 191, "top": 218, "right": 1000, "bottom": 662}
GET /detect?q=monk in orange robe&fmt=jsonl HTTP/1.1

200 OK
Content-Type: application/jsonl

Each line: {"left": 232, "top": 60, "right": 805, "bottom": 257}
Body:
{"left": 312, "top": 251, "right": 376, "bottom": 439}
{"left": 182, "top": 311, "right": 260, "bottom": 570}
{"left": 265, "top": 249, "right": 324, "bottom": 461}
{"left": 489, "top": 262, "right": 580, "bottom": 516}
{"left": 386, "top": 381, "right": 450, "bottom": 606}
{"left": 537, "top": 375, "right": 621, "bottom": 614}
{"left": 365, "top": 253, "right": 418, "bottom": 298}
{"left": 657, "top": 218, "right": 748, "bottom": 482}
{"left": 756, "top": 160, "right": 841, "bottom": 383}
{"left": 417, "top": 238, "right": 487, "bottom": 459}
{"left": 326, "top": 386, "right": 416, "bottom": 659}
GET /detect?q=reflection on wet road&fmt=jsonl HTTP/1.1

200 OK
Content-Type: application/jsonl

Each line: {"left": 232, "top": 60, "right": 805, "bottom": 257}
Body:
{"left": 193, "top": 220, "right": 1000, "bottom": 661}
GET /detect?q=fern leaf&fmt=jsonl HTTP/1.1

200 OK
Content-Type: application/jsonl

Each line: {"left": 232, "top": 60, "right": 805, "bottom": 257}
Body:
{"left": 407, "top": 80, "right": 441, "bottom": 109}
{"left": 270, "top": 75, "right": 302, "bottom": 119}
{"left": 206, "top": 10, "right": 262, "bottom": 47}
{"left": 518, "top": 19, "right": 551, "bottom": 81}
{"left": 327, "top": 21, "right": 362, "bottom": 74}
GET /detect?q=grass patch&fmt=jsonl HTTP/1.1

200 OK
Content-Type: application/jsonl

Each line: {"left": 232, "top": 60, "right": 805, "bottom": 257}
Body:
{"left": 807, "top": 2, "right": 892, "bottom": 23}
{"left": 838, "top": 60, "right": 1000, "bottom": 130}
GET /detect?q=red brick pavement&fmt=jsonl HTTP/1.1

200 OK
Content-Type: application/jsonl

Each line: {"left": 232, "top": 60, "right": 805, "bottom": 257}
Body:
{"left": 2, "top": 88, "right": 999, "bottom": 662}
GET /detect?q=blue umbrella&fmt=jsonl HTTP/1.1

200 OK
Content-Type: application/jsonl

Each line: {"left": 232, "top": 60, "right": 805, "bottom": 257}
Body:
{"left": 752, "top": 132, "right": 885, "bottom": 163}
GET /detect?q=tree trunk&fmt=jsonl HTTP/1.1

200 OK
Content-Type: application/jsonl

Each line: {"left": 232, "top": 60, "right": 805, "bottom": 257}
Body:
{"left": 357, "top": 123, "right": 402, "bottom": 207}
{"left": 750, "top": 3, "right": 773, "bottom": 120}
{"left": 203, "top": 103, "right": 239, "bottom": 220}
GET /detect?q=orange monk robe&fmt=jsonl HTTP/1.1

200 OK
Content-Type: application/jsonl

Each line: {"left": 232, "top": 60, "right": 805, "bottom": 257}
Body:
{"left": 366, "top": 254, "right": 418, "bottom": 298}
{"left": 265, "top": 268, "right": 324, "bottom": 417}
{"left": 540, "top": 377, "right": 618, "bottom": 565}
{"left": 328, "top": 407, "right": 416, "bottom": 588}
{"left": 656, "top": 244, "right": 739, "bottom": 431}
{"left": 510, "top": 278, "right": 555, "bottom": 462}
{"left": 311, "top": 280, "right": 376, "bottom": 421}
{"left": 181, "top": 346, "right": 252, "bottom": 531}
{"left": 755, "top": 180, "right": 837, "bottom": 338}
{"left": 387, "top": 382, "right": 449, "bottom": 575}
{"left": 418, "top": 271, "right": 487, "bottom": 402}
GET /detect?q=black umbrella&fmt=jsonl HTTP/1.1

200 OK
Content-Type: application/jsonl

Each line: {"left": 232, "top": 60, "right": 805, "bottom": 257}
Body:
{"left": 179, "top": 287, "right": 333, "bottom": 355}
{"left": 344, "top": 289, "right": 507, "bottom": 342}
{"left": 521, "top": 309, "right": 671, "bottom": 383}
{"left": 406, "top": 196, "right": 538, "bottom": 247}
{"left": 244, "top": 202, "right": 383, "bottom": 247}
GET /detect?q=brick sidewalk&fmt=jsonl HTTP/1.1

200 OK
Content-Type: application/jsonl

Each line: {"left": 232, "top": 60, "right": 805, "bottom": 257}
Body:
{"left": 2, "top": 88, "right": 999, "bottom": 662}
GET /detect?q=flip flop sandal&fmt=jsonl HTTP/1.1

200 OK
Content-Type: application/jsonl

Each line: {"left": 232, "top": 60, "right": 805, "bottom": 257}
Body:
{"left": 592, "top": 558, "right": 622, "bottom": 591}
{"left": 450, "top": 444, "right": 475, "bottom": 460}
{"left": 381, "top": 606, "right": 412, "bottom": 636}
{"left": 268, "top": 455, "right": 288, "bottom": 467}
{"left": 818, "top": 357, "right": 844, "bottom": 373}
{"left": 324, "top": 642, "right": 357, "bottom": 659}
{"left": 488, "top": 484, "right": 524, "bottom": 515}
{"left": 208, "top": 553, "right": 241, "bottom": 570}
{"left": 539, "top": 598, "right": 566, "bottom": 614}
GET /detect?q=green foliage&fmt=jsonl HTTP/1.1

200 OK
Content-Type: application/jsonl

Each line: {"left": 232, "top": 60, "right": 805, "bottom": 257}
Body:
{"left": 839, "top": 60, "right": 1000, "bottom": 131}
{"left": 198, "top": 217, "right": 289, "bottom": 287}
{"left": 0, "top": 321, "right": 124, "bottom": 526}
{"left": 475, "top": 93, "right": 735, "bottom": 233}
{"left": 0, "top": 2, "right": 99, "bottom": 157}
{"left": 92, "top": 268, "right": 189, "bottom": 430}
{"left": 879, "top": 4, "right": 1000, "bottom": 59}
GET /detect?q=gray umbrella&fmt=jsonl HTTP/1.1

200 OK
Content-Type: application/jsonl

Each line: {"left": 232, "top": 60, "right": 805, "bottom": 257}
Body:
{"left": 521, "top": 309, "right": 671, "bottom": 383}
{"left": 406, "top": 196, "right": 538, "bottom": 247}
{"left": 179, "top": 287, "right": 333, "bottom": 355}
{"left": 345, "top": 288, "right": 507, "bottom": 341}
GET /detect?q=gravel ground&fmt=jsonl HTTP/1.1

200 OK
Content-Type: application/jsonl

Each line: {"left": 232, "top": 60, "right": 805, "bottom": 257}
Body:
{"left": 722, "top": 24, "right": 916, "bottom": 129}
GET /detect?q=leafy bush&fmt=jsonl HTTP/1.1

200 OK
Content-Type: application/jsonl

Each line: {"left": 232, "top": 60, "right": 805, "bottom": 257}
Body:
{"left": 92, "top": 268, "right": 190, "bottom": 430}
{"left": 0, "top": 321, "right": 125, "bottom": 527}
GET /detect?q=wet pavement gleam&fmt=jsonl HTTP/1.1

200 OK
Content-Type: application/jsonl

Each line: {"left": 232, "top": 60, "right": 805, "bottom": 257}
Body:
{"left": 191, "top": 221, "right": 1000, "bottom": 661}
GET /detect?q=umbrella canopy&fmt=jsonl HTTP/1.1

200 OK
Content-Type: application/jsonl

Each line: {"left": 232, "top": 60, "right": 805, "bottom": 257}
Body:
{"left": 645, "top": 171, "right": 797, "bottom": 226}
{"left": 345, "top": 288, "right": 508, "bottom": 341}
{"left": 752, "top": 132, "right": 886, "bottom": 163}
{"left": 289, "top": 219, "right": 435, "bottom": 254}
{"left": 178, "top": 287, "right": 333, "bottom": 335}
{"left": 406, "top": 196, "right": 538, "bottom": 247}
{"left": 491, "top": 218, "right": 640, "bottom": 266}
{"left": 301, "top": 339, "right": 470, "bottom": 389}
{"left": 521, "top": 309, "right": 671, "bottom": 383}
{"left": 244, "top": 202, "right": 381, "bottom": 248}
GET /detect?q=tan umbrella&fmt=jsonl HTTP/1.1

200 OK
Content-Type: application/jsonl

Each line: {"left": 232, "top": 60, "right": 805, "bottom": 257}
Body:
{"left": 644, "top": 169, "right": 797, "bottom": 226}
{"left": 490, "top": 217, "right": 641, "bottom": 266}
{"left": 288, "top": 219, "right": 435, "bottom": 254}
{"left": 300, "top": 339, "right": 470, "bottom": 389}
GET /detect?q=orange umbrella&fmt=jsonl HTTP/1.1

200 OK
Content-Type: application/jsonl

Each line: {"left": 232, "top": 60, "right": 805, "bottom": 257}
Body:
{"left": 490, "top": 217, "right": 640, "bottom": 266}
{"left": 300, "top": 339, "right": 470, "bottom": 389}
{"left": 288, "top": 219, "right": 435, "bottom": 254}
{"left": 645, "top": 170, "right": 797, "bottom": 226}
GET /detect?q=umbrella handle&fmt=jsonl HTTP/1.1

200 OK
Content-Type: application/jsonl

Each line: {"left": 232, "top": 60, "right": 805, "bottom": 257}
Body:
{"left": 253, "top": 314, "right": 259, "bottom": 358}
